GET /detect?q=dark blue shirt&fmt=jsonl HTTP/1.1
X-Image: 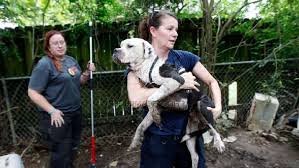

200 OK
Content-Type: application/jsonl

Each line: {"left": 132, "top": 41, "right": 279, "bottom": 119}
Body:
{"left": 145, "top": 49, "right": 200, "bottom": 136}
{"left": 28, "top": 55, "right": 82, "bottom": 113}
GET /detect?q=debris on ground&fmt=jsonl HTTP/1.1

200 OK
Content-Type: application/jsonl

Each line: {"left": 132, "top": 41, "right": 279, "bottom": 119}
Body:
{"left": 2, "top": 127, "right": 298, "bottom": 168}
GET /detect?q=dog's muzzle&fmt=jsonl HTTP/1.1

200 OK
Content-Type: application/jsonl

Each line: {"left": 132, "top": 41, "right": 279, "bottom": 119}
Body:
{"left": 112, "top": 48, "right": 122, "bottom": 64}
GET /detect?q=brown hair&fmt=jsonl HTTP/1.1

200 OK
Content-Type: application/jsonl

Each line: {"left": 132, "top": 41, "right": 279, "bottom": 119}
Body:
{"left": 138, "top": 10, "right": 177, "bottom": 42}
{"left": 43, "top": 30, "right": 65, "bottom": 72}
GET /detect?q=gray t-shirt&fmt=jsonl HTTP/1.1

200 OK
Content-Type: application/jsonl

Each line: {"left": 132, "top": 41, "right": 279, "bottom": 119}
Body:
{"left": 29, "top": 55, "right": 82, "bottom": 113}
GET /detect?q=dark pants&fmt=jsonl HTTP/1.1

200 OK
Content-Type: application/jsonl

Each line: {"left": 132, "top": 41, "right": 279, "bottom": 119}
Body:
{"left": 140, "top": 132, "right": 206, "bottom": 168}
{"left": 39, "top": 109, "right": 82, "bottom": 168}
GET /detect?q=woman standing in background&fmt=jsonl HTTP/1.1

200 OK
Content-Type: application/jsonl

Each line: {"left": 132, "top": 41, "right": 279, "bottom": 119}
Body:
{"left": 28, "top": 30, "right": 95, "bottom": 168}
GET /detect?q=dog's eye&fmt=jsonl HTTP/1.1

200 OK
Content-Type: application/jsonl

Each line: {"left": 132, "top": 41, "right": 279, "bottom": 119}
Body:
{"left": 127, "top": 44, "right": 134, "bottom": 48}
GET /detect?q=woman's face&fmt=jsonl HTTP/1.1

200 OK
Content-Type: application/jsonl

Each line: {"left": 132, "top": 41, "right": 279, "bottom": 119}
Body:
{"left": 151, "top": 15, "right": 178, "bottom": 50}
{"left": 48, "top": 34, "right": 66, "bottom": 58}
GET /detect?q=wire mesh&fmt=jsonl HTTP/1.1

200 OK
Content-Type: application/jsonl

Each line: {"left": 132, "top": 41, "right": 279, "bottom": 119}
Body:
{"left": 0, "top": 59, "right": 298, "bottom": 146}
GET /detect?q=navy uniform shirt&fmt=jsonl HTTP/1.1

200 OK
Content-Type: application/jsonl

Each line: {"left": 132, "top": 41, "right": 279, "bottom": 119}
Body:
{"left": 28, "top": 55, "right": 82, "bottom": 113}
{"left": 145, "top": 49, "right": 200, "bottom": 136}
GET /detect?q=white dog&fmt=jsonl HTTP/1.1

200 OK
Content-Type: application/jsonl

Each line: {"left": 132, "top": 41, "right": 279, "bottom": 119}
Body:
{"left": 113, "top": 38, "right": 225, "bottom": 168}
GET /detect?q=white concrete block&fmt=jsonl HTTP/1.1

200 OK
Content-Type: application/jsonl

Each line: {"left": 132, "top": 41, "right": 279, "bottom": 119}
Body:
{"left": 228, "top": 82, "right": 238, "bottom": 106}
{"left": 247, "top": 93, "right": 279, "bottom": 131}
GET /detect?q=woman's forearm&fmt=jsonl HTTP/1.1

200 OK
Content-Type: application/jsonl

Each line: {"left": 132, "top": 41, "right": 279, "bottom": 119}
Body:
{"left": 28, "top": 88, "right": 55, "bottom": 113}
{"left": 127, "top": 72, "right": 158, "bottom": 108}
{"left": 80, "top": 62, "right": 95, "bottom": 85}
{"left": 128, "top": 87, "right": 157, "bottom": 108}
{"left": 210, "top": 80, "right": 222, "bottom": 110}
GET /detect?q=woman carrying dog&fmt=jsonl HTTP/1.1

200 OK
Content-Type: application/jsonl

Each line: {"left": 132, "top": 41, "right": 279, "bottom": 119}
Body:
{"left": 127, "top": 10, "right": 222, "bottom": 168}
{"left": 28, "top": 30, "right": 95, "bottom": 168}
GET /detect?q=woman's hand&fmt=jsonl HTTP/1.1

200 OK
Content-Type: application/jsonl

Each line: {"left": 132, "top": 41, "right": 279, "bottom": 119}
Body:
{"left": 80, "top": 61, "right": 96, "bottom": 84}
{"left": 87, "top": 61, "right": 96, "bottom": 72}
{"left": 50, "top": 109, "right": 65, "bottom": 127}
{"left": 179, "top": 72, "right": 200, "bottom": 91}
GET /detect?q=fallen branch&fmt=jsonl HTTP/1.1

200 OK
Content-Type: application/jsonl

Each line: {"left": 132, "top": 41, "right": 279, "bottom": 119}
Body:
{"left": 20, "top": 136, "right": 36, "bottom": 158}
{"left": 0, "top": 106, "right": 19, "bottom": 115}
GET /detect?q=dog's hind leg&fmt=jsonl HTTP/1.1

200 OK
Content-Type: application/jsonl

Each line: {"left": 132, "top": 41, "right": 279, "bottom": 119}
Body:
{"left": 185, "top": 119, "right": 199, "bottom": 168}
{"left": 128, "top": 112, "right": 153, "bottom": 151}
{"left": 186, "top": 138, "right": 199, "bottom": 168}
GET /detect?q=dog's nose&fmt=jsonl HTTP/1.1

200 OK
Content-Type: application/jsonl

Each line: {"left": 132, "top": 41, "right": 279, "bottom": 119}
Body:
{"left": 113, "top": 48, "right": 118, "bottom": 54}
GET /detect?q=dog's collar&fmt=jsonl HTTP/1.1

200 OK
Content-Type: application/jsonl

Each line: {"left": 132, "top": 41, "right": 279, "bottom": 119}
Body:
{"left": 149, "top": 56, "right": 159, "bottom": 84}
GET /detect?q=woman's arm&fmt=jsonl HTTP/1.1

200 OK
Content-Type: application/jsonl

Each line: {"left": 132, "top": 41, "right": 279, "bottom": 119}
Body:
{"left": 28, "top": 88, "right": 56, "bottom": 113}
{"left": 192, "top": 62, "right": 222, "bottom": 119}
{"left": 80, "top": 70, "right": 90, "bottom": 85}
{"left": 80, "top": 62, "right": 96, "bottom": 85}
{"left": 127, "top": 71, "right": 157, "bottom": 108}
{"left": 28, "top": 88, "right": 64, "bottom": 127}
{"left": 127, "top": 71, "right": 201, "bottom": 108}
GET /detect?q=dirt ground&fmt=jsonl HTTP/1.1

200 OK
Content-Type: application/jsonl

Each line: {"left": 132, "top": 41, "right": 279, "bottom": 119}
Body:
{"left": 1, "top": 127, "right": 299, "bottom": 168}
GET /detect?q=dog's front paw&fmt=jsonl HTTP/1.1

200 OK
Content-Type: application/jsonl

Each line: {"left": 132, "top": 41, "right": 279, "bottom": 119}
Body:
{"left": 127, "top": 140, "right": 141, "bottom": 152}
{"left": 127, "top": 145, "right": 134, "bottom": 152}
{"left": 128, "top": 132, "right": 143, "bottom": 151}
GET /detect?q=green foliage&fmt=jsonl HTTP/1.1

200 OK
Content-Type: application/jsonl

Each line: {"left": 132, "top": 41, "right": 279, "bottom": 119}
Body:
{"left": 225, "top": 0, "right": 299, "bottom": 60}
{"left": 0, "top": 31, "right": 21, "bottom": 60}
{"left": 1, "top": 0, "right": 125, "bottom": 26}
{"left": 228, "top": 0, "right": 299, "bottom": 95}
{"left": 256, "top": 72, "right": 284, "bottom": 96}
{"left": 261, "top": 1, "right": 299, "bottom": 39}
{"left": 0, "top": 30, "right": 23, "bottom": 76}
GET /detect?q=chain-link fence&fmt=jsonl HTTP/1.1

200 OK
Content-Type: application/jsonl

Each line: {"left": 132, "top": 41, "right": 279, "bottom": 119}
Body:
{"left": 0, "top": 59, "right": 298, "bottom": 147}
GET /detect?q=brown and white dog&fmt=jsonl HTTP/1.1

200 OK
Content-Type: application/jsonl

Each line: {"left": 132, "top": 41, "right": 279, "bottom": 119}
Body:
{"left": 113, "top": 38, "right": 225, "bottom": 168}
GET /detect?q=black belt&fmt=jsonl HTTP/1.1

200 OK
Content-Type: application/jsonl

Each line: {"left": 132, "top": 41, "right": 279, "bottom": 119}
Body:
{"left": 145, "top": 131, "right": 182, "bottom": 143}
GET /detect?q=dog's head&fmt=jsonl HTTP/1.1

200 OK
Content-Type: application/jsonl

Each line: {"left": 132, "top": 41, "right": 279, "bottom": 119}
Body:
{"left": 112, "top": 38, "right": 154, "bottom": 69}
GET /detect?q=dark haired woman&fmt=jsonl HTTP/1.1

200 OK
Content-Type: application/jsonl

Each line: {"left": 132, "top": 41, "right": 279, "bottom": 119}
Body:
{"left": 127, "top": 11, "right": 222, "bottom": 168}
{"left": 28, "top": 30, "right": 95, "bottom": 168}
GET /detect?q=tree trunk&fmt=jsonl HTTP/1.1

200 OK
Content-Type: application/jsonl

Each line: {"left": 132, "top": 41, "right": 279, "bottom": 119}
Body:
{"left": 200, "top": 0, "right": 217, "bottom": 73}
{"left": 24, "top": 29, "right": 34, "bottom": 74}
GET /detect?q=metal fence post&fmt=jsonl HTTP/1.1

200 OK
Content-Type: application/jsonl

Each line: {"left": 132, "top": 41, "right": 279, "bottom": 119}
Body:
{"left": 1, "top": 78, "right": 17, "bottom": 145}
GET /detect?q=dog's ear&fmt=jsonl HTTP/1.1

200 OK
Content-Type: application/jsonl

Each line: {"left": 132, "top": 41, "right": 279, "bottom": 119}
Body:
{"left": 142, "top": 41, "right": 153, "bottom": 59}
